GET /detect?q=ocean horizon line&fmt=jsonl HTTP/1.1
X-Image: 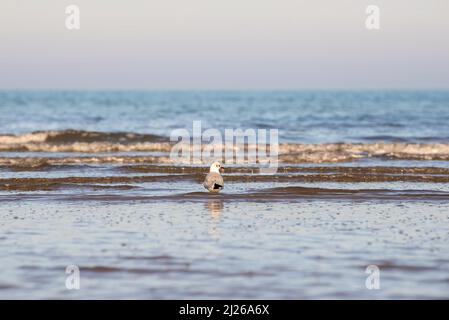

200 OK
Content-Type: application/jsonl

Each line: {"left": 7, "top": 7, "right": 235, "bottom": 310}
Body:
{"left": 1, "top": 88, "right": 449, "bottom": 92}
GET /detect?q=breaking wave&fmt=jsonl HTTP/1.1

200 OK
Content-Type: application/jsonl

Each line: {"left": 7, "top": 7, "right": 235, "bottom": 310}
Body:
{"left": 0, "top": 130, "right": 171, "bottom": 153}
{"left": 1, "top": 130, "right": 449, "bottom": 163}
{"left": 278, "top": 143, "right": 449, "bottom": 162}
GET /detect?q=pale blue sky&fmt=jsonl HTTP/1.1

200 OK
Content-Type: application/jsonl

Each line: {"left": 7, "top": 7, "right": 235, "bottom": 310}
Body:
{"left": 0, "top": 0, "right": 448, "bottom": 89}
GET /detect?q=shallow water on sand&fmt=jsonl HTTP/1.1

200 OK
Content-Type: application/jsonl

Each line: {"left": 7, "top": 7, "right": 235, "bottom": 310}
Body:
{"left": 1, "top": 146, "right": 449, "bottom": 299}
{"left": 1, "top": 200, "right": 449, "bottom": 299}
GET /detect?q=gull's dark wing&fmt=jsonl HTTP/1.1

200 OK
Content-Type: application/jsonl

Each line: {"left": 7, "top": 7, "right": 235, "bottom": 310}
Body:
{"left": 203, "top": 172, "right": 224, "bottom": 190}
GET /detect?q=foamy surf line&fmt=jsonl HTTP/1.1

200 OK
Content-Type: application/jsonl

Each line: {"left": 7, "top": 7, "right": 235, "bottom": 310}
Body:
{"left": 1, "top": 130, "right": 449, "bottom": 163}
{"left": 0, "top": 130, "right": 171, "bottom": 153}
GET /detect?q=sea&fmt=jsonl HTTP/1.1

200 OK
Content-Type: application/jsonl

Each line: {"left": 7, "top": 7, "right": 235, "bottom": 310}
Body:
{"left": 1, "top": 90, "right": 449, "bottom": 299}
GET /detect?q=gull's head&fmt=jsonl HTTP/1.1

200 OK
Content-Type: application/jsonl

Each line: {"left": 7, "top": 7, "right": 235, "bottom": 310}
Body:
{"left": 209, "top": 161, "right": 224, "bottom": 174}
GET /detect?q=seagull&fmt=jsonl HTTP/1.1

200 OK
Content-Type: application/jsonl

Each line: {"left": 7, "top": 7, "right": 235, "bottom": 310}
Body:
{"left": 203, "top": 161, "right": 224, "bottom": 193}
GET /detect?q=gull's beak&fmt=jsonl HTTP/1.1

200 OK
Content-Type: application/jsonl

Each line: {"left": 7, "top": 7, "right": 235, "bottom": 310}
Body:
{"left": 220, "top": 167, "right": 225, "bottom": 173}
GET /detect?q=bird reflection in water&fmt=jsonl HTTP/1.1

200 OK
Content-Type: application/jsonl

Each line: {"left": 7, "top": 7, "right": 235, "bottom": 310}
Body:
{"left": 205, "top": 199, "right": 224, "bottom": 239}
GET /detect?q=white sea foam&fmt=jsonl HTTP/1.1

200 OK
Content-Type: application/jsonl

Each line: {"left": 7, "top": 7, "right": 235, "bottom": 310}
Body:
{"left": 1, "top": 131, "right": 449, "bottom": 163}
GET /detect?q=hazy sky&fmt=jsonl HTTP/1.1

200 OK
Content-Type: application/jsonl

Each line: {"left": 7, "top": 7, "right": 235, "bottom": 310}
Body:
{"left": 1, "top": 0, "right": 448, "bottom": 89}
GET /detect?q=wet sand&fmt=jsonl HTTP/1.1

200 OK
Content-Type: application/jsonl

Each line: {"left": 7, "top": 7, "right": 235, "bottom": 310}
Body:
{"left": 1, "top": 201, "right": 449, "bottom": 299}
